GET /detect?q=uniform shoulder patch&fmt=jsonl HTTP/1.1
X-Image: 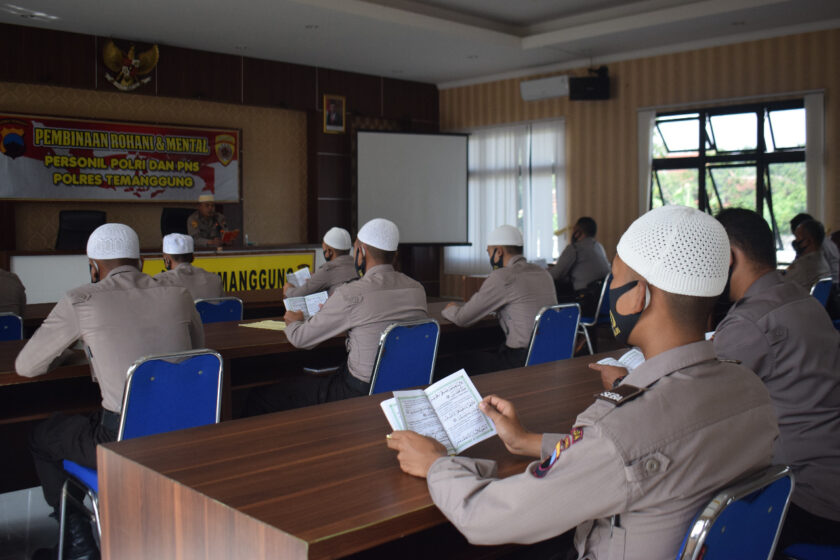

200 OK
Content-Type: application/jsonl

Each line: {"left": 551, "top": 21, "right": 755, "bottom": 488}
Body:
{"left": 532, "top": 427, "right": 584, "bottom": 478}
{"left": 595, "top": 384, "right": 645, "bottom": 407}
{"left": 191, "top": 221, "right": 198, "bottom": 228}
{"left": 718, "top": 358, "right": 741, "bottom": 365}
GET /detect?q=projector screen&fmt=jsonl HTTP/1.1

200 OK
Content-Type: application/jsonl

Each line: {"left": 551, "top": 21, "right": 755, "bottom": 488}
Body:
{"left": 357, "top": 131, "right": 468, "bottom": 244}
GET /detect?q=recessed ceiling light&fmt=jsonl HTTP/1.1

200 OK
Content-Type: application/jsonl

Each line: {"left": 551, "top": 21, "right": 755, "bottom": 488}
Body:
{"left": 467, "top": 54, "right": 479, "bottom": 59}
{"left": 304, "top": 24, "right": 319, "bottom": 30}
{"left": 235, "top": 45, "right": 248, "bottom": 51}
{"left": 2, "top": 4, "right": 58, "bottom": 21}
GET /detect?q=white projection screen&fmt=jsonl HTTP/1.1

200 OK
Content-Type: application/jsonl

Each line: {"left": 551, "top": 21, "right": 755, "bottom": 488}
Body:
{"left": 357, "top": 131, "right": 468, "bottom": 244}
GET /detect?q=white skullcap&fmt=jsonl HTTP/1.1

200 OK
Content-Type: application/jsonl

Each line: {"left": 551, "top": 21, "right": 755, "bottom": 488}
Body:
{"left": 323, "top": 227, "right": 352, "bottom": 251}
{"left": 357, "top": 218, "right": 399, "bottom": 251}
{"left": 487, "top": 225, "right": 524, "bottom": 247}
{"left": 86, "top": 223, "right": 140, "bottom": 260}
{"left": 162, "top": 233, "right": 194, "bottom": 255}
{"left": 198, "top": 194, "right": 215, "bottom": 203}
{"left": 617, "top": 205, "right": 730, "bottom": 297}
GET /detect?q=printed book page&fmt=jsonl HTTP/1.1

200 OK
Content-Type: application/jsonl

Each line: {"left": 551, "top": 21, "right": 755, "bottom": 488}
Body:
{"left": 304, "top": 291, "right": 328, "bottom": 317}
{"left": 286, "top": 267, "right": 311, "bottom": 287}
{"left": 392, "top": 390, "right": 455, "bottom": 454}
{"left": 425, "top": 369, "right": 497, "bottom": 454}
{"left": 597, "top": 347, "right": 645, "bottom": 372}
{"left": 283, "top": 296, "right": 310, "bottom": 318}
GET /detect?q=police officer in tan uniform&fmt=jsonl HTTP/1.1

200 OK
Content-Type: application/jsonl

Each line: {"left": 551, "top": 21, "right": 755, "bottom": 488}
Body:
{"left": 387, "top": 206, "right": 778, "bottom": 560}
{"left": 784, "top": 219, "right": 831, "bottom": 291}
{"left": 0, "top": 267, "right": 26, "bottom": 315}
{"left": 155, "top": 233, "right": 224, "bottom": 301}
{"left": 283, "top": 227, "right": 357, "bottom": 297}
{"left": 713, "top": 208, "right": 840, "bottom": 550}
{"left": 550, "top": 217, "right": 610, "bottom": 299}
{"left": 440, "top": 225, "right": 556, "bottom": 375}
{"left": 247, "top": 218, "right": 428, "bottom": 414}
{"left": 17, "top": 224, "right": 204, "bottom": 560}
{"left": 187, "top": 193, "right": 227, "bottom": 248}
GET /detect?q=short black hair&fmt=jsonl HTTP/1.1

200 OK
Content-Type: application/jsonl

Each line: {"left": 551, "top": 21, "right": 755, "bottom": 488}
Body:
{"left": 169, "top": 253, "right": 195, "bottom": 264}
{"left": 797, "top": 219, "right": 825, "bottom": 247}
{"left": 503, "top": 245, "right": 523, "bottom": 256}
{"left": 576, "top": 217, "right": 597, "bottom": 237}
{"left": 364, "top": 245, "right": 396, "bottom": 264}
{"left": 716, "top": 208, "right": 776, "bottom": 269}
{"left": 790, "top": 213, "right": 814, "bottom": 235}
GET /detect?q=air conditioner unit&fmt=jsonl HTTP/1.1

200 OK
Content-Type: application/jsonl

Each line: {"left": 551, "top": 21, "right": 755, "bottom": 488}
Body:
{"left": 519, "top": 75, "right": 569, "bottom": 101}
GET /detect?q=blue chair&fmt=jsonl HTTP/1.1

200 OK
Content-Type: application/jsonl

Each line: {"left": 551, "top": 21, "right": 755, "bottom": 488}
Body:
{"left": 809, "top": 277, "right": 832, "bottom": 307}
{"left": 578, "top": 274, "right": 611, "bottom": 355}
{"left": 195, "top": 296, "right": 243, "bottom": 324}
{"left": 369, "top": 319, "right": 440, "bottom": 395}
{"left": 676, "top": 465, "right": 794, "bottom": 560}
{"left": 783, "top": 543, "right": 840, "bottom": 560}
{"left": 58, "top": 349, "right": 223, "bottom": 558}
{"left": 0, "top": 312, "right": 23, "bottom": 341}
{"left": 525, "top": 303, "right": 581, "bottom": 366}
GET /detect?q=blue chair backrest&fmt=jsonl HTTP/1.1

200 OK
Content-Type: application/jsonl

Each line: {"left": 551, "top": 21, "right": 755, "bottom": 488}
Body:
{"left": 369, "top": 319, "right": 440, "bottom": 395}
{"left": 0, "top": 313, "right": 22, "bottom": 341}
{"left": 810, "top": 278, "right": 832, "bottom": 307}
{"left": 119, "top": 350, "right": 223, "bottom": 440}
{"left": 676, "top": 465, "right": 794, "bottom": 560}
{"left": 597, "top": 274, "right": 612, "bottom": 323}
{"left": 195, "top": 297, "right": 243, "bottom": 324}
{"left": 525, "top": 303, "right": 581, "bottom": 366}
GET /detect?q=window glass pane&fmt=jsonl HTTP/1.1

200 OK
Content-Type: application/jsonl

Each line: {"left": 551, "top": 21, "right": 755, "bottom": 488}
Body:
{"left": 652, "top": 169, "right": 699, "bottom": 208}
{"left": 768, "top": 108, "right": 806, "bottom": 149}
{"left": 768, "top": 161, "right": 806, "bottom": 263}
{"left": 707, "top": 164, "right": 756, "bottom": 210}
{"left": 656, "top": 118, "right": 699, "bottom": 154}
{"left": 709, "top": 113, "right": 757, "bottom": 152}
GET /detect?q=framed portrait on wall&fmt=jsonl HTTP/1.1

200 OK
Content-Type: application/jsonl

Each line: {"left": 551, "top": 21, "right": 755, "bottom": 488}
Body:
{"left": 323, "top": 95, "right": 346, "bottom": 133}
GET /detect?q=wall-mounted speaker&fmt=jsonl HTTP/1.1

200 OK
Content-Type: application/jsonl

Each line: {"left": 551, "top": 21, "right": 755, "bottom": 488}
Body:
{"left": 569, "top": 75, "right": 610, "bottom": 100}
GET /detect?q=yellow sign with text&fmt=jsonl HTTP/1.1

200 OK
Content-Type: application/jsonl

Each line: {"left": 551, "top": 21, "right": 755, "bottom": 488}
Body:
{"left": 141, "top": 252, "right": 314, "bottom": 292}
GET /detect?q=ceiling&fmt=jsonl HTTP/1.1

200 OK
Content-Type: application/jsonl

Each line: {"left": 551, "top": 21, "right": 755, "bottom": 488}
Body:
{"left": 0, "top": 0, "right": 838, "bottom": 86}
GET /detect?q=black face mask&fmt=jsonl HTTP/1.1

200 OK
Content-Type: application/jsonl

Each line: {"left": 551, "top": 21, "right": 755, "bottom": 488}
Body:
{"left": 355, "top": 248, "right": 366, "bottom": 277}
{"left": 89, "top": 261, "right": 100, "bottom": 284}
{"left": 792, "top": 240, "right": 805, "bottom": 256}
{"left": 609, "top": 280, "right": 647, "bottom": 347}
{"left": 571, "top": 231, "right": 582, "bottom": 243}
{"left": 323, "top": 249, "right": 332, "bottom": 262}
{"left": 489, "top": 249, "right": 504, "bottom": 270}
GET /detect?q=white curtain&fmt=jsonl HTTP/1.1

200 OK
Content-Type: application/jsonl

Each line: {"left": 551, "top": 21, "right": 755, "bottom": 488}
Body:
{"left": 637, "top": 109, "right": 656, "bottom": 215}
{"left": 444, "top": 120, "right": 566, "bottom": 275}
{"left": 804, "top": 92, "right": 825, "bottom": 223}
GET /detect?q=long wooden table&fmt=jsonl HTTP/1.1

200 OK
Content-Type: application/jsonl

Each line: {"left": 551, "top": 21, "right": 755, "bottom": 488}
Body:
{"left": 98, "top": 352, "right": 615, "bottom": 560}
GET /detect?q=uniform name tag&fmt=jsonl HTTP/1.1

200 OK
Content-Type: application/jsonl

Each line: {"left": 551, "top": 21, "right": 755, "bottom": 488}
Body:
{"left": 595, "top": 384, "right": 645, "bottom": 406}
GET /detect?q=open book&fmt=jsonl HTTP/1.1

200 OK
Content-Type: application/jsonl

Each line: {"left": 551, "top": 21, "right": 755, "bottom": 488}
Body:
{"left": 380, "top": 369, "right": 497, "bottom": 455}
{"left": 283, "top": 290, "right": 328, "bottom": 319}
{"left": 596, "top": 347, "right": 645, "bottom": 372}
{"left": 221, "top": 229, "right": 240, "bottom": 244}
{"left": 286, "top": 267, "right": 311, "bottom": 288}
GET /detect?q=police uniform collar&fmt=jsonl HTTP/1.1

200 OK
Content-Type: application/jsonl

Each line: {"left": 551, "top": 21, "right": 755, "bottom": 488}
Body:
{"left": 364, "top": 263, "right": 394, "bottom": 277}
{"left": 744, "top": 270, "right": 783, "bottom": 300}
{"left": 508, "top": 255, "right": 526, "bottom": 266}
{"left": 623, "top": 340, "right": 716, "bottom": 389}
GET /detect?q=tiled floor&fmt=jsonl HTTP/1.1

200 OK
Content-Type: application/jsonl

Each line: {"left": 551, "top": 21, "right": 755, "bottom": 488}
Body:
{"left": 0, "top": 488, "right": 56, "bottom": 560}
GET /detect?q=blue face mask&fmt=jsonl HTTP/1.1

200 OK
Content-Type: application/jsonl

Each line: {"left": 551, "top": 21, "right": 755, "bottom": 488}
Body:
{"left": 608, "top": 280, "right": 648, "bottom": 347}
{"left": 489, "top": 249, "right": 504, "bottom": 270}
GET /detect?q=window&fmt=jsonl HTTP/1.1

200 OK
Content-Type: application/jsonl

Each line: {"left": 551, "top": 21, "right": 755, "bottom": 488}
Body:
{"left": 444, "top": 121, "right": 565, "bottom": 275}
{"left": 650, "top": 100, "right": 807, "bottom": 263}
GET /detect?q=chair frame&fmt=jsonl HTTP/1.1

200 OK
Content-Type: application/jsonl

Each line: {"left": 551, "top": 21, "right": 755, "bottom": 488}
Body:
{"left": 677, "top": 464, "right": 794, "bottom": 560}
{"left": 369, "top": 318, "right": 440, "bottom": 395}
{"left": 578, "top": 273, "right": 611, "bottom": 355}
{"left": 194, "top": 296, "right": 244, "bottom": 322}
{"left": 525, "top": 303, "right": 581, "bottom": 367}
{"left": 58, "top": 349, "right": 223, "bottom": 559}
{"left": 809, "top": 276, "right": 833, "bottom": 306}
{"left": 0, "top": 312, "right": 23, "bottom": 341}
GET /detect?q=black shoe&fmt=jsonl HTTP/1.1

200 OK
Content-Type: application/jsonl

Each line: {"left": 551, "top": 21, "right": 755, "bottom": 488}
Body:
{"left": 64, "top": 511, "right": 100, "bottom": 560}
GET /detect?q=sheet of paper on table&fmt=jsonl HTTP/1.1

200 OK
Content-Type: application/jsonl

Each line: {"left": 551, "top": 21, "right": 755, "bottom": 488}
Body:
{"left": 239, "top": 320, "right": 287, "bottom": 331}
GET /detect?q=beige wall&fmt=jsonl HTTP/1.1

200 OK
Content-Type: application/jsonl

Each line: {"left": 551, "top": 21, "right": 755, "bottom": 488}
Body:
{"left": 440, "top": 28, "right": 840, "bottom": 259}
{"left": 1, "top": 83, "right": 306, "bottom": 250}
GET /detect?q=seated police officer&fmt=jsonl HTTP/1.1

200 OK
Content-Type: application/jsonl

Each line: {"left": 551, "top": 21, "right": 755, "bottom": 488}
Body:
{"left": 283, "top": 227, "right": 357, "bottom": 297}
{"left": 550, "top": 217, "right": 610, "bottom": 300}
{"left": 247, "top": 218, "right": 428, "bottom": 414}
{"left": 155, "top": 233, "right": 224, "bottom": 301}
{"left": 784, "top": 218, "right": 832, "bottom": 291}
{"left": 440, "top": 225, "right": 556, "bottom": 375}
{"left": 17, "top": 224, "right": 204, "bottom": 560}
{"left": 387, "top": 206, "right": 777, "bottom": 560}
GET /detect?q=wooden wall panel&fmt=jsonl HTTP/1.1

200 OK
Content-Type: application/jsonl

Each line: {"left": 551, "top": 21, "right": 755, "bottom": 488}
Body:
{"left": 0, "top": 24, "right": 95, "bottom": 89}
{"left": 317, "top": 68, "right": 381, "bottom": 117}
{"left": 439, "top": 29, "right": 840, "bottom": 263}
{"left": 243, "top": 58, "right": 317, "bottom": 111}
{"left": 157, "top": 46, "right": 242, "bottom": 104}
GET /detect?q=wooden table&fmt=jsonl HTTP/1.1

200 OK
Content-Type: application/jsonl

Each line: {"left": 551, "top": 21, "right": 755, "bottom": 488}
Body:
{"left": 98, "top": 352, "right": 615, "bottom": 560}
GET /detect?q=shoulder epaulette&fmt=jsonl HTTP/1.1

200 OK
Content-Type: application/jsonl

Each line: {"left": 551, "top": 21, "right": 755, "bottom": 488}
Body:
{"left": 718, "top": 358, "right": 741, "bottom": 365}
{"left": 595, "top": 384, "right": 645, "bottom": 407}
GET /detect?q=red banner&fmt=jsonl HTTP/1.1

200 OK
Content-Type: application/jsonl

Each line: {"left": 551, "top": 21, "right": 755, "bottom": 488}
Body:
{"left": 0, "top": 113, "right": 239, "bottom": 202}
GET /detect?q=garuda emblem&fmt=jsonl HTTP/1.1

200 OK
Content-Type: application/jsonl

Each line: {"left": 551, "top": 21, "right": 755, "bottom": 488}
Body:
{"left": 103, "top": 40, "right": 159, "bottom": 92}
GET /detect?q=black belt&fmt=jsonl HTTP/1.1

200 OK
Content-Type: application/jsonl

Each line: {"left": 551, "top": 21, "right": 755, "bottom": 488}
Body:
{"left": 100, "top": 410, "right": 121, "bottom": 432}
{"left": 341, "top": 364, "right": 371, "bottom": 394}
